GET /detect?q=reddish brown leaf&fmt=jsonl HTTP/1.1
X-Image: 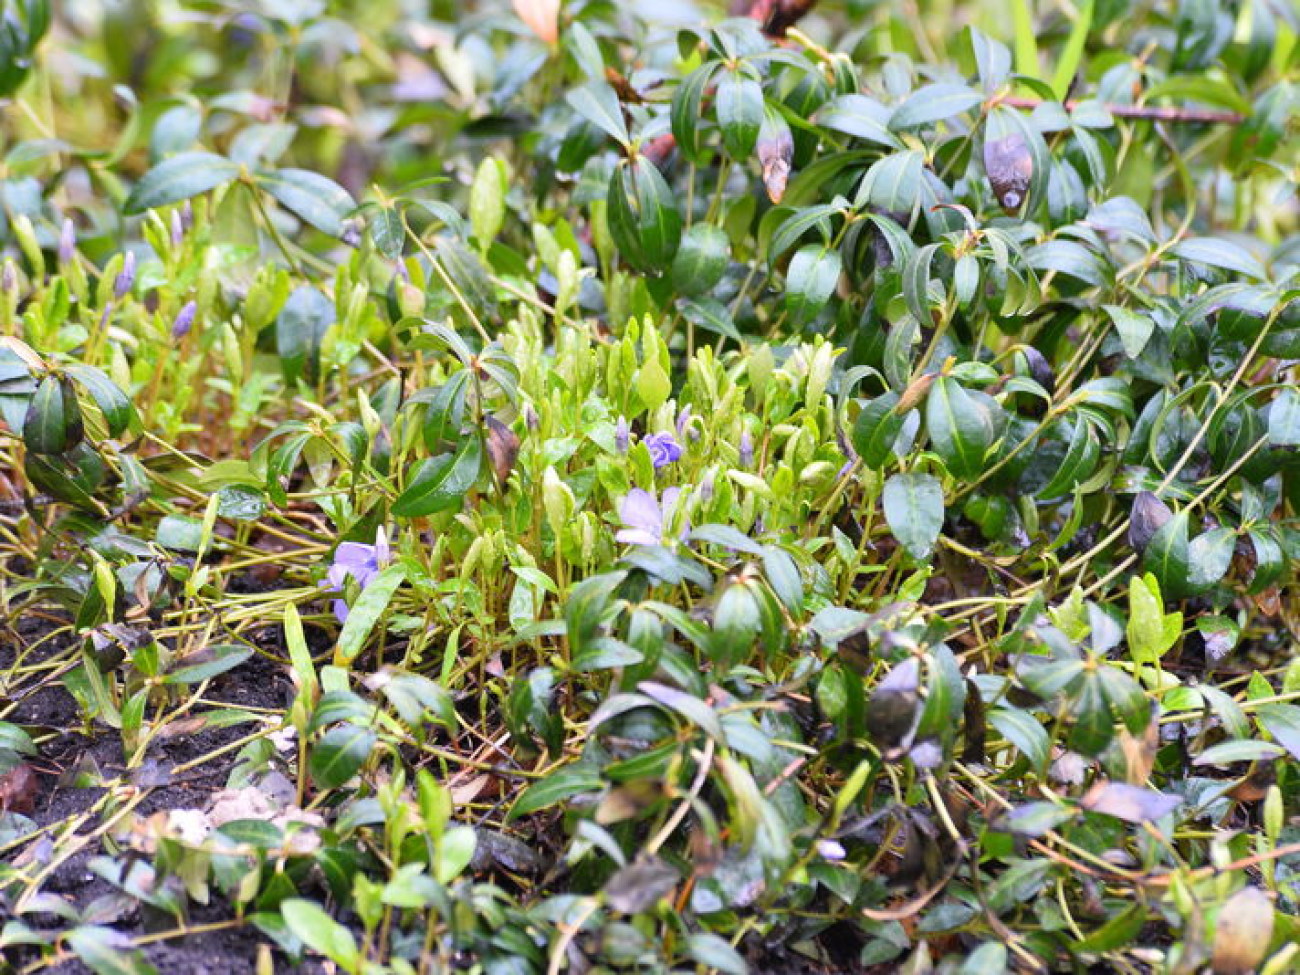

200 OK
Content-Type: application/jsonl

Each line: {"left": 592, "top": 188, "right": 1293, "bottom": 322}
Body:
{"left": 486, "top": 416, "right": 521, "bottom": 486}
{"left": 983, "top": 133, "right": 1032, "bottom": 214}
{"left": 0, "top": 763, "right": 39, "bottom": 815}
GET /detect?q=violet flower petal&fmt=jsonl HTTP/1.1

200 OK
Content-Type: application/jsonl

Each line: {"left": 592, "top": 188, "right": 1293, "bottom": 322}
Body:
{"left": 619, "top": 489, "right": 663, "bottom": 537}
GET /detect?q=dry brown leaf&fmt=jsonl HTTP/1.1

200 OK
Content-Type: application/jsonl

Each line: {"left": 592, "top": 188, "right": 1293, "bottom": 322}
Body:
{"left": 0, "top": 763, "right": 39, "bottom": 815}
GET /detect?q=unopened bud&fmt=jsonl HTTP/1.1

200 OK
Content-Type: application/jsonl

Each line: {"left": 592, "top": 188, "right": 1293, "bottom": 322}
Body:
{"left": 614, "top": 416, "right": 629, "bottom": 453}
{"left": 676, "top": 406, "right": 694, "bottom": 439}
{"left": 1, "top": 260, "right": 16, "bottom": 293}
{"left": 181, "top": 200, "right": 193, "bottom": 231}
{"left": 397, "top": 280, "right": 424, "bottom": 319}
{"left": 699, "top": 470, "right": 714, "bottom": 502}
{"left": 172, "top": 300, "right": 197, "bottom": 339}
{"left": 170, "top": 210, "right": 184, "bottom": 248}
{"left": 524, "top": 403, "right": 540, "bottom": 431}
{"left": 739, "top": 430, "right": 754, "bottom": 469}
{"left": 59, "top": 219, "right": 76, "bottom": 264}
{"left": 113, "top": 252, "right": 135, "bottom": 299}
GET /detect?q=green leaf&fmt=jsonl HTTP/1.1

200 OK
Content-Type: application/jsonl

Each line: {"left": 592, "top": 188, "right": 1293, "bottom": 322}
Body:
{"left": 1193, "top": 739, "right": 1285, "bottom": 766}
{"left": 990, "top": 708, "right": 1050, "bottom": 772}
{"left": 1125, "top": 573, "right": 1182, "bottom": 664}
{"left": 1037, "top": 414, "right": 1100, "bottom": 500}
{"left": 672, "top": 224, "right": 730, "bottom": 297}
{"left": 66, "top": 926, "right": 156, "bottom": 975}
{"left": 275, "top": 286, "right": 333, "bottom": 386}
{"left": 638, "top": 681, "right": 724, "bottom": 741}
{"left": 678, "top": 297, "right": 741, "bottom": 342}
{"left": 335, "top": 564, "right": 407, "bottom": 663}
{"left": 816, "top": 94, "right": 903, "bottom": 148}
{"left": 1187, "top": 527, "right": 1235, "bottom": 591}
{"left": 163, "top": 644, "right": 253, "bottom": 685}
{"left": 309, "top": 724, "right": 377, "bottom": 791}
{"left": 882, "top": 472, "right": 944, "bottom": 559}
{"left": 1141, "top": 510, "right": 1190, "bottom": 599}
{"left": 64, "top": 365, "right": 135, "bottom": 438}
{"left": 1072, "top": 903, "right": 1146, "bottom": 954}
{"left": 124, "top": 151, "right": 240, "bottom": 213}
{"left": 1102, "top": 305, "right": 1156, "bottom": 359}
{"left": 1256, "top": 705, "right": 1300, "bottom": 762}
{"left": 926, "top": 377, "right": 996, "bottom": 480}
{"left": 852, "top": 391, "right": 905, "bottom": 469}
{"left": 785, "top": 245, "right": 841, "bottom": 324}
{"left": 280, "top": 899, "right": 360, "bottom": 969}
{"left": 889, "top": 83, "right": 983, "bottom": 131}
{"left": 508, "top": 766, "right": 604, "bottom": 820}
{"left": 1052, "top": 0, "right": 1094, "bottom": 99}
{"left": 566, "top": 82, "right": 629, "bottom": 147}
{"left": 687, "top": 933, "right": 749, "bottom": 975}
{"left": 469, "top": 157, "right": 507, "bottom": 247}
{"left": 257, "top": 168, "right": 356, "bottom": 238}
{"left": 1143, "top": 75, "right": 1252, "bottom": 116}
{"left": 1173, "top": 238, "right": 1266, "bottom": 280}
{"left": 607, "top": 156, "right": 682, "bottom": 273}
{"left": 671, "top": 63, "right": 717, "bottom": 163}
{"left": 23, "top": 375, "right": 81, "bottom": 455}
{"left": 393, "top": 435, "right": 483, "bottom": 518}
{"left": 716, "top": 69, "right": 764, "bottom": 159}
{"left": 1268, "top": 387, "right": 1300, "bottom": 446}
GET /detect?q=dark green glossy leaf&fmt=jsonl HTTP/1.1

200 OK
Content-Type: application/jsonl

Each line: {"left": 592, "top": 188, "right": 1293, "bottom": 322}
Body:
{"left": 393, "top": 435, "right": 483, "bottom": 517}
{"left": 124, "top": 151, "right": 240, "bottom": 213}
{"left": 309, "top": 725, "right": 377, "bottom": 790}
{"left": 785, "top": 244, "right": 841, "bottom": 323}
{"left": 926, "top": 377, "right": 996, "bottom": 480}
{"left": 852, "top": 391, "right": 905, "bottom": 469}
{"left": 882, "top": 472, "right": 944, "bottom": 559}
{"left": 889, "top": 83, "right": 983, "bottom": 131}
{"left": 257, "top": 168, "right": 357, "bottom": 238}
{"left": 716, "top": 70, "right": 763, "bottom": 159}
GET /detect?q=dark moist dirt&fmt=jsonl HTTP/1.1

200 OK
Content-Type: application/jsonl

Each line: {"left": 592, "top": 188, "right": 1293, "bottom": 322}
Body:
{"left": 1, "top": 609, "right": 331, "bottom": 973}
{"left": 6, "top": 607, "right": 914, "bottom": 974}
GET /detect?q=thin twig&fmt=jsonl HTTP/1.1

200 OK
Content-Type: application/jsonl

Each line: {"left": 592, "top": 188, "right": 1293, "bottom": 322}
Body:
{"left": 999, "top": 96, "right": 1244, "bottom": 125}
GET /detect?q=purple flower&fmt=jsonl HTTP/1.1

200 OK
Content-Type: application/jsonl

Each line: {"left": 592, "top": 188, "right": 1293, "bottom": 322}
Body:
{"left": 170, "top": 210, "right": 185, "bottom": 248}
{"left": 172, "top": 300, "right": 197, "bottom": 339}
{"left": 816, "top": 839, "right": 846, "bottom": 862}
{"left": 59, "top": 219, "right": 76, "bottom": 264}
{"left": 616, "top": 488, "right": 685, "bottom": 547}
{"left": 327, "top": 528, "right": 391, "bottom": 622}
{"left": 614, "top": 416, "right": 630, "bottom": 453}
{"left": 1, "top": 260, "right": 15, "bottom": 293}
{"left": 676, "top": 406, "right": 699, "bottom": 441}
{"left": 114, "top": 252, "right": 135, "bottom": 299}
{"left": 739, "top": 430, "right": 754, "bottom": 469}
{"left": 644, "top": 431, "right": 682, "bottom": 469}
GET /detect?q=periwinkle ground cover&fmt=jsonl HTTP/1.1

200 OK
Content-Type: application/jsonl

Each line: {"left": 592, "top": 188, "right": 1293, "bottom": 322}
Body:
{"left": 0, "top": 0, "right": 1298, "bottom": 973}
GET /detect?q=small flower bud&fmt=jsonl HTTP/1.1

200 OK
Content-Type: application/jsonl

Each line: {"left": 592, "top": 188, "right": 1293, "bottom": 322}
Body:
{"left": 676, "top": 406, "right": 697, "bottom": 440}
{"left": 181, "top": 200, "right": 193, "bottom": 231}
{"left": 397, "top": 280, "right": 424, "bottom": 319}
{"left": 170, "top": 210, "right": 184, "bottom": 248}
{"left": 614, "top": 416, "right": 630, "bottom": 453}
{"left": 739, "top": 430, "right": 754, "bottom": 469}
{"left": 59, "top": 219, "right": 76, "bottom": 264}
{"left": 172, "top": 300, "right": 197, "bottom": 339}
{"left": 699, "top": 470, "right": 714, "bottom": 502}
{"left": 113, "top": 252, "right": 135, "bottom": 299}
{"left": 524, "top": 403, "right": 540, "bottom": 431}
{"left": 1, "top": 260, "right": 16, "bottom": 293}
